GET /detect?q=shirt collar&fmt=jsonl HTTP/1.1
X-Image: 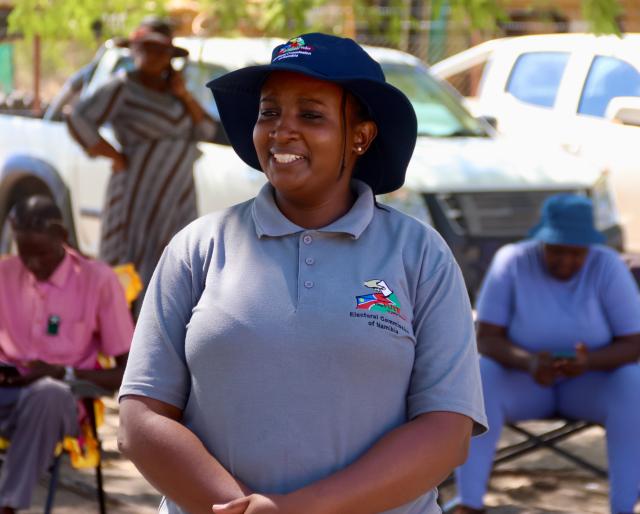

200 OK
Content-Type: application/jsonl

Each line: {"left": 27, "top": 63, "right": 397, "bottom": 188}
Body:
{"left": 252, "top": 179, "right": 375, "bottom": 239}
{"left": 26, "top": 247, "right": 75, "bottom": 289}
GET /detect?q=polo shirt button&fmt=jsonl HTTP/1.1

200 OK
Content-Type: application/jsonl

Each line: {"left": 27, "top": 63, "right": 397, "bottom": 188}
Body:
{"left": 303, "top": 235, "right": 313, "bottom": 245}
{"left": 305, "top": 257, "right": 315, "bottom": 265}
{"left": 304, "top": 280, "right": 314, "bottom": 288}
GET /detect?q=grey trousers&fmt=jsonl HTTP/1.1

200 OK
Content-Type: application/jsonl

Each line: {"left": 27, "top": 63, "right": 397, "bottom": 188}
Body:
{"left": 0, "top": 378, "right": 78, "bottom": 509}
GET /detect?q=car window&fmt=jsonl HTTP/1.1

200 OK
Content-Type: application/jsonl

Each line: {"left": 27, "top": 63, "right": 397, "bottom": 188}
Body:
{"left": 183, "top": 62, "right": 229, "bottom": 120}
{"left": 381, "top": 62, "right": 487, "bottom": 137}
{"left": 578, "top": 56, "right": 640, "bottom": 117}
{"left": 506, "top": 52, "right": 570, "bottom": 108}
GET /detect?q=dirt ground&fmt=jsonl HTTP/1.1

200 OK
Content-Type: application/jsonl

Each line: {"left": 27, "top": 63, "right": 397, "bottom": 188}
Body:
{"left": 27, "top": 401, "right": 639, "bottom": 514}
{"left": 439, "top": 421, "right": 637, "bottom": 514}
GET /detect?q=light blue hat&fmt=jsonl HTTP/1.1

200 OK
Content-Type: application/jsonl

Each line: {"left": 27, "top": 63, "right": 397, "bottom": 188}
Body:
{"left": 528, "top": 194, "right": 605, "bottom": 246}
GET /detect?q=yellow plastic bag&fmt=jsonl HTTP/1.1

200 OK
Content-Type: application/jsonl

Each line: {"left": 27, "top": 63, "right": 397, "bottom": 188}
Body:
{"left": 112, "top": 263, "right": 143, "bottom": 306}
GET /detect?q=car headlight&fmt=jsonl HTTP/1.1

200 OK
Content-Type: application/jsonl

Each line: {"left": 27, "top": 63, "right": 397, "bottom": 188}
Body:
{"left": 377, "top": 188, "right": 433, "bottom": 226}
{"left": 590, "top": 171, "right": 620, "bottom": 230}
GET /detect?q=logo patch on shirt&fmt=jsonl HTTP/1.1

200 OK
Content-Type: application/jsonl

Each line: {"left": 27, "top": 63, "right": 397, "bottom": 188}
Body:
{"left": 350, "top": 280, "right": 410, "bottom": 335}
{"left": 355, "top": 279, "right": 403, "bottom": 317}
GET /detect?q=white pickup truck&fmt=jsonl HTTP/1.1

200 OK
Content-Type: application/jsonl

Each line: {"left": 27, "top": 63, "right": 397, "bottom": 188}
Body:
{"left": 431, "top": 33, "right": 640, "bottom": 251}
{"left": 0, "top": 36, "right": 622, "bottom": 295}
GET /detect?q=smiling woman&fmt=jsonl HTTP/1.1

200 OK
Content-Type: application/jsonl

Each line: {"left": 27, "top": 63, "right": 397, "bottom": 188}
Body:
{"left": 252, "top": 71, "right": 377, "bottom": 228}
{"left": 118, "top": 33, "right": 488, "bottom": 514}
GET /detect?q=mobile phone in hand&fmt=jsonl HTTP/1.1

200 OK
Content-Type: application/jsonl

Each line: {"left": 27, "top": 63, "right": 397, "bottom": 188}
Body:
{"left": 0, "top": 364, "right": 20, "bottom": 378}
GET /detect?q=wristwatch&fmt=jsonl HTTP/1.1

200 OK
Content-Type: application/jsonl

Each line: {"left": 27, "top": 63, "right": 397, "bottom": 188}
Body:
{"left": 63, "top": 365, "right": 76, "bottom": 382}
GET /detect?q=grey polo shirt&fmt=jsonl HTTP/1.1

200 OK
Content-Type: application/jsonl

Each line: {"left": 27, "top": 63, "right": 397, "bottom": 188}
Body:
{"left": 120, "top": 180, "right": 487, "bottom": 514}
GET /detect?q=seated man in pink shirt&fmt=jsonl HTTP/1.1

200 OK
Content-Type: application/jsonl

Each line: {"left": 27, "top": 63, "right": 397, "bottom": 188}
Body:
{"left": 0, "top": 195, "right": 134, "bottom": 514}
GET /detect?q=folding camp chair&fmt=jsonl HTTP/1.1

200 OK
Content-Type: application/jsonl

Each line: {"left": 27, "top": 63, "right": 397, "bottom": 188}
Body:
{"left": 440, "top": 418, "right": 607, "bottom": 492}
{"left": 0, "top": 381, "right": 108, "bottom": 514}
{"left": 45, "top": 380, "right": 110, "bottom": 514}
{"left": 440, "top": 419, "right": 607, "bottom": 513}
{"left": 496, "top": 420, "right": 607, "bottom": 478}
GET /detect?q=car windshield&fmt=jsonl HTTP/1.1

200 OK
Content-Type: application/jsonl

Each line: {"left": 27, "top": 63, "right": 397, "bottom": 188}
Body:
{"left": 380, "top": 62, "right": 487, "bottom": 138}
{"left": 110, "top": 53, "right": 487, "bottom": 139}
{"left": 187, "top": 60, "right": 487, "bottom": 138}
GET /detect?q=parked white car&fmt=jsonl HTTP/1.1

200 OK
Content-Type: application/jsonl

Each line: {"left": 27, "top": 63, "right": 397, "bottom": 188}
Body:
{"left": 431, "top": 33, "right": 640, "bottom": 250}
{"left": 0, "top": 37, "right": 622, "bottom": 294}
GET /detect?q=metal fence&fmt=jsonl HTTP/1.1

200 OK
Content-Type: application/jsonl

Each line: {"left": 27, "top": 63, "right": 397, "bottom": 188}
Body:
{"left": 357, "top": 19, "right": 484, "bottom": 96}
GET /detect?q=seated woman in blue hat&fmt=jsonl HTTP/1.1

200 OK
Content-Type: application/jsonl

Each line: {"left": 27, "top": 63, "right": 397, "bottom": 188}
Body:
{"left": 454, "top": 194, "right": 640, "bottom": 514}
{"left": 117, "top": 33, "right": 487, "bottom": 514}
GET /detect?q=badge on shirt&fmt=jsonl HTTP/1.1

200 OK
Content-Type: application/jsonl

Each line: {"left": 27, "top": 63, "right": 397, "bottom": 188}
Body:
{"left": 355, "top": 279, "right": 403, "bottom": 317}
{"left": 47, "top": 315, "right": 61, "bottom": 336}
{"left": 350, "top": 279, "right": 410, "bottom": 335}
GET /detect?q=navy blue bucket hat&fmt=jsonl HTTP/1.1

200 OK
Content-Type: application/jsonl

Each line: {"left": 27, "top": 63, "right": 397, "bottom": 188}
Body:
{"left": 529, "top": 194, "right": 606, "bottom": 246}
{"left": 206, "top": 33, "right": 417, "bottom": 194}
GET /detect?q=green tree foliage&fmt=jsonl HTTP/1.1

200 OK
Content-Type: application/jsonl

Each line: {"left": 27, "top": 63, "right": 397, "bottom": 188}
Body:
{"left": 441, "top": 0, "right": 509, "bottom": 31}
{"left": 197, "top": 0, "right": 249, "bottom": 34}
{"left": 197, "top": 0, "right": 326, "bottom": 35}
{"left": 257, "top": 0, "right": 323, "bottom": 35}
{"left": 8, "top": 0, "right": 165, "bottom": 42}
{"left": 7, "top": 0, "right": 624, "bottom": 43}
{"left": 582, "top": 0, "right": 623, "bottom": 34}
{"left": 201, "top": 0, "right": 623, "bottom": 41}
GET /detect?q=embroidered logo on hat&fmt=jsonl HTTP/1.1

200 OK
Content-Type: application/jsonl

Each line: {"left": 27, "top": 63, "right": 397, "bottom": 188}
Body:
{"left": 273, "top": 37, "right": 314, "bottom": 62}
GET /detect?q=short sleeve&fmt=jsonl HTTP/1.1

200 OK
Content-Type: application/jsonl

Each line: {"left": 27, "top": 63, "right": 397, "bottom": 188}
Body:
{"left": 119, "top": 229, "right": 207, "bottom": 409}
{"left": 67, "top": 77, "right": 126, "bottom": 149}
{"left": 409, "top": 252, "right": 488, "bottom": 435}
{"left": 476, "top": 245, "right": 516, "bottom": 327}
{"left": 96, "top": 268, "right": 135, "bottom": 357}
{"left": 600, "top": 252, "right": 640, "bottom": 336}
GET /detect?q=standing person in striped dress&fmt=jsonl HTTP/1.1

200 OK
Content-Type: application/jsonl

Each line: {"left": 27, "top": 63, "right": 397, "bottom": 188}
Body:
{"left": 67, "top": 18, "right": 216, "bottom": 309}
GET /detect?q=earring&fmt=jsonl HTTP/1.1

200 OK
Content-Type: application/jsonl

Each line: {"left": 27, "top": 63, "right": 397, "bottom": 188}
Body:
{"left": 356, "top": 146, "right": 363, "bottom": 153}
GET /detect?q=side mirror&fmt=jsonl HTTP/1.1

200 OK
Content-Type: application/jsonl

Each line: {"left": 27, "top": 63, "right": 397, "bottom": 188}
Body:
{"left": 477, "top": 115, "right": 498, "bottom": 130}
{"left": 605, "top": 96, "right": 640, "bottom": 127}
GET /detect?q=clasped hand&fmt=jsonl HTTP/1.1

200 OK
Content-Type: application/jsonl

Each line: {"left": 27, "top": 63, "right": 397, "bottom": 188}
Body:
{"left": 212, "top": 494, "right": 306, "bottom": 514}
{"left": 529, "top": 343, "right": 589, "bottom": 386}
{"left": 0, "top": 360, "right": 63, "bottom": 387}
